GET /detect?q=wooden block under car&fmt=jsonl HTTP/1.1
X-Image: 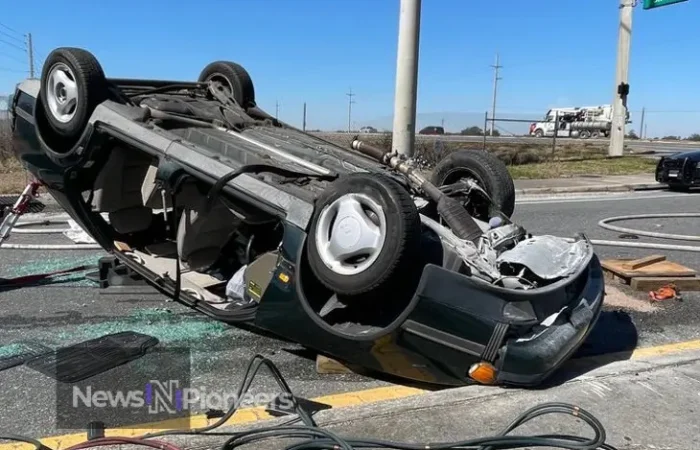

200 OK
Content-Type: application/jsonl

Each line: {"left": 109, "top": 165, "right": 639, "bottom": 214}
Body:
{"left": 602, "top": 257, "right": 696, "bottom": 279}
{"left": 630, "top": 277, "right": 700, "bottom": 292}
{"left": 315, "top": 355, "right": 355, "bottom": 374}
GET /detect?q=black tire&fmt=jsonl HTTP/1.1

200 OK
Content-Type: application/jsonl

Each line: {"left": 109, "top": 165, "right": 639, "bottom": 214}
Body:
{"left": 534, "top": 129, "right": 544, "bottom": 138}
{"left": 307, "top": 173, "right": 421, "bottom": 297}
{"left": 198, "top": 61, "right": 256, "bottom": 107}
{"left": 431, "top": 150, "right": 516, "bottom": 217}
{"left": 40, "top": 47, "right": 107, "bottom": 139}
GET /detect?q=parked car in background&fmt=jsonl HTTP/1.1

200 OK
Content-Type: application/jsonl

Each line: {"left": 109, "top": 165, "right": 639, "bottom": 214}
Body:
{"left": 419, "top": 126, "right": 445, "bottom": 135}
{"left": 656, "top": 150, "right": 700, "bottom": 191}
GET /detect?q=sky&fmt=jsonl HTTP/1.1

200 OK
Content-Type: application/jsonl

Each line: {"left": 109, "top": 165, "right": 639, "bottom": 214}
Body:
{"left": 1, "top": 0, "right": 699, "bottom": 137}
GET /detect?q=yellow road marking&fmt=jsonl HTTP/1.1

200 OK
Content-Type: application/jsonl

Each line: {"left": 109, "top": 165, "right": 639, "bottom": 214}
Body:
{"left": 0, "top": 386, "right": 424, "bottom": 450}
{"left": 4, "top": 339, "right": 700, "bottom": 450}
{"left": 630, "top": 339, "right": 700, "bottom": 358}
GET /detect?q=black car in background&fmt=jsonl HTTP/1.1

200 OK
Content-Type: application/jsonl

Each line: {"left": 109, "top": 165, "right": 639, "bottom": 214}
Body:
{"left": 656, "top": 150, "right": 700, "bottom": 191}
{"left": 419, "top": 126, "right": 445, "bottom": 135}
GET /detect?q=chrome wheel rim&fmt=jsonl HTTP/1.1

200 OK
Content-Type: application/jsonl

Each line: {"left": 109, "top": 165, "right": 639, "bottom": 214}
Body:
{"left": 46, "top": 63, "right": 79, "bottom": 123}
{"left": 315, "top": 193, "right": 387, "bottom": 276}
{"left": 206, "top": 73, "right": 234, "bottom": 98}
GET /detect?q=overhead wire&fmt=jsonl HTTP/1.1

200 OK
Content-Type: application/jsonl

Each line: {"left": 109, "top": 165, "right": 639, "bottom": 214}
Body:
{"left": 0, "top": 37, "right": 26, "bottom": 53}
{"left": 0, "top": 22, "right": 23, "bottom": 37}
{"left": 0, "top": 50, "right": 26, "bottom": 65}
{"left": 0, "top": 29, "right": 24, "bottom": 45}
{"left": 0, "top": 67, "right": 26, "bottom": 74}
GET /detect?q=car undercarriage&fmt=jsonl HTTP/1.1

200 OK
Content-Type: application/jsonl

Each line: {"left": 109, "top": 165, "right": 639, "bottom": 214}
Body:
{"left": 8, "top": 47, "right": 605, "bottom": 386}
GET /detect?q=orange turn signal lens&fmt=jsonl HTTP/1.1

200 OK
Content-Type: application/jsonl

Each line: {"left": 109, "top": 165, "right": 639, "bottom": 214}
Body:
{"left": 468, "top": 362, "right": 497, "bottom": 385}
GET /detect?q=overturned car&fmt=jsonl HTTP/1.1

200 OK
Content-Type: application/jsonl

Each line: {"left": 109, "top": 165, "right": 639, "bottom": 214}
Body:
{"left": 9, "top": 48, "right": 604, "bottom": 387}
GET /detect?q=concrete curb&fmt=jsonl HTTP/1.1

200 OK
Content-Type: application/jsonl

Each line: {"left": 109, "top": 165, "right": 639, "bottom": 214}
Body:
{"left": 173, "top": 348, "right": 700, "bottom": 450}
{"left": 515, "top": 182, "right": 665, "bottom": 196}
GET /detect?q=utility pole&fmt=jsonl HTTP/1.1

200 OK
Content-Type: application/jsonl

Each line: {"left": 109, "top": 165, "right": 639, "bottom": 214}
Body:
{"left": 609, "top": 0, "right": 633, "bottom": 157}
{"left": 490, "top": 53, "right": 502, "bottom": 136}
{"left": 644, "top": 123, "right": 648, "bottom": 139}
{"left": 275, "top": 100, "right": 279, "bottom": 119}
{"left": 639, "top": 106, "right": 645, "bottom": 139}
{"left": 27, "top": 33, "right": 34, "bottom": 78}
{"left": 346, "top": 87, "right": 355, "bottom": 133}
{"left": 302, "top": 102, "right": 307, "bottom": 132}
{"left": 441, "top": 117, "right": 445, "bottom": 128}
{"left": 391, "top": 0, "right": 421, "bottom": 157}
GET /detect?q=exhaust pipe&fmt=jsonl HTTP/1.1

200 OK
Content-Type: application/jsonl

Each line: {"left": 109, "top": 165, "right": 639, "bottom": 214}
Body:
{"left": 351, "top": 139, "right": 483, "bottom": 244}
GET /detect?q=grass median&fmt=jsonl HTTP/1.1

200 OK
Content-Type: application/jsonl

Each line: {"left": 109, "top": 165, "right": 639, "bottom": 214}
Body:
{"left": 508, "top": 156, "right": 658, "bottom": 179}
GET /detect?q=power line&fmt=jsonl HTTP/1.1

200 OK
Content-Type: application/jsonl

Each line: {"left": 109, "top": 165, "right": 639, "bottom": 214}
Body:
{"left": 0, "top": 22, "right": 23, "bottom": 37}
{"left": 0, "top": 51, "right": 26, "bottom": 64}
{"left": 0, "top": 66, "right": 27, "bottom": 73}
{"left": 0, "top": 29, "right": 24, "bottom": 44}
{"left": 0, "top": 37, "right": 26, "bottom": 53}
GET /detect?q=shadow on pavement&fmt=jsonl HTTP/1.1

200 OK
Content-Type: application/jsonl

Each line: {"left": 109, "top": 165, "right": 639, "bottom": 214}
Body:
{"left": 537, "top": 310, "right": 639, "bottom": 389}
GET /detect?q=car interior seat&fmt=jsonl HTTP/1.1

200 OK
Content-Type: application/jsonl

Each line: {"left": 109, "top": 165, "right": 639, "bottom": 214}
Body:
{"left": 139, "top": 161, "right": 240, "bottom": 272}
{"left": 91, "top": 145, "right": 156, "bottom": 234}
{"left": 175, "top": 183, "right": 241, "bottom": 272}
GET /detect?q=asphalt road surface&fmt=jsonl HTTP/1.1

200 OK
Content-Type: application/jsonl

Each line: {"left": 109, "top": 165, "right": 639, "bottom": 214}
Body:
{"left": 1, "top": 188, "right": 699, "bottom": 438}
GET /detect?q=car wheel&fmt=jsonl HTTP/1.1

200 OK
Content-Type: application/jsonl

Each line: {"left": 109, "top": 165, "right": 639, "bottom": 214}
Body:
{"left": 307, "top": 173, "right": 421, "bottom": 297}
{"left": 534, "top": 129, "right": 544, "bottom": 138}
{"left": 198, "top": 61, "right": 256, "bottom": 107}
{"left": 579, "top": 130, "right": 591, "bottom": 139}
{"left": 591, "top": 130, "right": 601, "bottom": 138}
{"left": 39, "top": 47, "right": 108, "bottom": 139}
{"left": 431, "top": 150, "right": 516, "bottom": 218}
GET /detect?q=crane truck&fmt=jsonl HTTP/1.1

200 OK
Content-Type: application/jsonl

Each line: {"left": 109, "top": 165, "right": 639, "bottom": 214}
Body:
{"left": 529, "top": 105, "right": 630, "bottom": 139}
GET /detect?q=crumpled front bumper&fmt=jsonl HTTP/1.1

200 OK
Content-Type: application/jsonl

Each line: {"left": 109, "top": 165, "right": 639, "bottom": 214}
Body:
{"left": 401, "top": 251, "right": 604, "bottom": 387}
{"left": 495, "top": 256, "right": 604, "bottom": 385}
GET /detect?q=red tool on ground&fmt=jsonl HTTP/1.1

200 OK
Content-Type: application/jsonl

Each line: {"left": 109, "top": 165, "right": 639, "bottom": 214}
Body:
{"left": 649, "top": 283, "right": 681, "bottom": 302}
{"left": 0, "top": 181, "right": 94, "bottom": 288}
{"left": 0, "top": 180, "right": 43, "bottom": 247}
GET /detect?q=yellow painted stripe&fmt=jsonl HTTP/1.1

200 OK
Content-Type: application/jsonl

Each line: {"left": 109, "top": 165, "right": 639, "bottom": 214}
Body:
{"left": 630, "top": 339, "right": 700, "bottom": 358}
{"left": 0, "top": 386, "right": 424, "bottom": 450}
{"left": 4, "top": 339, "right": 700, "bottom": 450}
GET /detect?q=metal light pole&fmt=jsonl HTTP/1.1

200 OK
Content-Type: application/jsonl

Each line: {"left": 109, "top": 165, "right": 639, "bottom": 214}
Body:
{"left": 346, "top": 88, "right": 355, "bottom": 133}
{"left": 391, "top": 0, "right": 422, "bottom": 157}
{"left": 490, "top": 53, "right": 502, "bottom": 136}
{"left": 609, "top": 0, "right": 633, "bottom": 157}
{"left": 303, "top": 102, "right": 307, "bottom": 131}
{"left": 27, "top": 33, "right": 34, "bottom": 78}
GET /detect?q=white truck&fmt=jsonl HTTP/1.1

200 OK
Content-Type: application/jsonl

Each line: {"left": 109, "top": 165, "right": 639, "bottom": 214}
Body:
{"left": 529, "top": 105, "right": 629, "bottom": 139}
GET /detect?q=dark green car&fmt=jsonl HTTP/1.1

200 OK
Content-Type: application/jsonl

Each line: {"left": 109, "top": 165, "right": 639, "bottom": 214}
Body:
{"left": 9, "top": 48, "right": 604, "bottom": 387}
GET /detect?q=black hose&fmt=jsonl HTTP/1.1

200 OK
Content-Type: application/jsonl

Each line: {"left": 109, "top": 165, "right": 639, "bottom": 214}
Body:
{"left": 203, "top": 164, "right": 337, "bottom": 215}
{"left": 139, "top": 355, "right": 316, "bottom": 439}
{"left": 1, "top": 354, "right": 618, "bottom": 450}
{"left": 0, "top": 434, "right": 51, "bottom": 450}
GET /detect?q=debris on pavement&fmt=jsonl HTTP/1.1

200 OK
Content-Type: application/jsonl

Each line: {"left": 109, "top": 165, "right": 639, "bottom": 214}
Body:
{"left": 649, "top": 283, "right": 682, "bottom": 302}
